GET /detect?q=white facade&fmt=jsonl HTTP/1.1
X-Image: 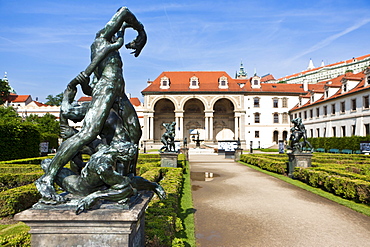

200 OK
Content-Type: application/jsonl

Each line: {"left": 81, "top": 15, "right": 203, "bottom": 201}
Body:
{"left": 290, "top": 69, "right": 370, "bottom": 138}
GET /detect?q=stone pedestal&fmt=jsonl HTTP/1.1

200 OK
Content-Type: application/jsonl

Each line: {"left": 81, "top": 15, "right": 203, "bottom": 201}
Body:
{"left": 160, "top": 152, "right": 178, "bottom": 167}
{"left": 234, "top": 148, "right": 243, "bottom": 162}
{"left": 14, "top": 193, "right": 153, "bottom": 247}
{"left": 287, "top": 152, "right": 313, "bottom": 178}
{"left": 224, "top": 151, "right": 235, "bottom": 159}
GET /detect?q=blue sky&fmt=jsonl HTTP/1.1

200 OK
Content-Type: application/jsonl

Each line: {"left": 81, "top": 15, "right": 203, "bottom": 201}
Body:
{"left": 1, "top": 0, "right": 370, "bottom": 102}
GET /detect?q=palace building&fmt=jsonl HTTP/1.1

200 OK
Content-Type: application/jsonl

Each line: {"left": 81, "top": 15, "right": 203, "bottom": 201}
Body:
{"left": 141, "top": 69, "right": 307, "bottom": 149}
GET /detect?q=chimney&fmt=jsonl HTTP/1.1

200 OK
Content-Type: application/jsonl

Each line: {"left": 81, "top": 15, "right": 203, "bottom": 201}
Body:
{"left": 303, "top": 79, "right": 308, "bottom": 91}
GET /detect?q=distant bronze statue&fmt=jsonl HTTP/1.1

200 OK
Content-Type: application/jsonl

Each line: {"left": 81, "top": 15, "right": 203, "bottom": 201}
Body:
{"left": 287, "top": 117, "right": 312, "bottom": 153}
{"left": 36, "top": 7, "right": 150, "bottom": 204}
{"left": 159, "top": 122, "right": 176, "bottom": 153}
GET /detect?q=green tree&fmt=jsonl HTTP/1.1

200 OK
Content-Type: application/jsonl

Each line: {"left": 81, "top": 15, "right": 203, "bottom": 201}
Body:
{"left": 0, "top": 106, "right": 21, "bottom": 123}
{"left": 25, "top": 113, "right": 60, "bottom": 134}
{"left": 45, "top": 93, "right": 63, "bottom": 106}
{"left": 0, "top": 79, "right": 11, "bottom": 104}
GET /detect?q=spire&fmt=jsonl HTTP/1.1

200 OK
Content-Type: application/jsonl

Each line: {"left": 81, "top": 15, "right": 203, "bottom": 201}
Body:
{"left": 3, "top": 72, "right": 17, "bottom": 94}
{"left": 237, "top": 60, "right": 247, "bottom": 79}
{"left": 307, "top": 58, "right": 315, "bottom": 70}
{"left": 320, "top": 60, "right": 325, "bottom": 67}
{"left": 2, "top": 72, "right": 8, "bottom": 82}
{"left": 254, "top": 67, "right": 257, "bottom": 76}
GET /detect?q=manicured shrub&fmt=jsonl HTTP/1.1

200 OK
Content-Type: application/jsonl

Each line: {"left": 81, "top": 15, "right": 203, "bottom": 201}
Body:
{"left": 0, "top": 122, "right": 41, "bottom": 161}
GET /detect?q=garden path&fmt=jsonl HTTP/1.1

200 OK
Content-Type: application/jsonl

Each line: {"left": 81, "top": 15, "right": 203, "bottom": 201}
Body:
{"left": 190, "top": 153, "right": 370, "bottom": 247}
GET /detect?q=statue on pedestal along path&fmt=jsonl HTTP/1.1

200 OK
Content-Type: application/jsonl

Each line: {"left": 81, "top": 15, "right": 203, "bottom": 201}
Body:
{"left": 35, "top": 6, "right": 166, "bottom": 210}
{"left": 286, "top": 117, "right": 312, "bottom": 153}
{"left": 159, "top": 122, "right": 176, "bottom": 153}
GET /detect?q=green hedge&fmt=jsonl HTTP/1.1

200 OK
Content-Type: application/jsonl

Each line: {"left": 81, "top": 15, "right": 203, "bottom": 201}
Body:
{"left": 0, "top": 173, "right": 42, "bottom": 192}
{"left": 0, "top": 184, "right": 40, "bottom": 217}
{"left": 294, "top": 168, "right": 370, "bottom": 204}
{"left": 240, "top": 154, "right": 287, "bottom": 174}
{"left": 0, "top": 123, "right": 41, "bottom": 161}
{"left": 307, "top": 136, "right": 370, "bottom": 151}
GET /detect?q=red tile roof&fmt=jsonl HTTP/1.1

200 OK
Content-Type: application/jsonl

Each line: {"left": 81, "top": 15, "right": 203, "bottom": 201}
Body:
{"left": 129, "top": 97, "right": 141, "bottom": 107}
{"left": 76, "top": 96, "right": 141, "bottom": 107}
{"left": 33, "top": 101, "right": 49, "bottom": 107}
{"left": 6, "top": 94, "right": 31, "bottom": 103}
{"left": 142, "top": 71, "right": 306, "bottom": 94}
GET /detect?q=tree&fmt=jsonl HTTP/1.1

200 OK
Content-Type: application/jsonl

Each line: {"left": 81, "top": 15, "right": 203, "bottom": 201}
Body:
{"left": 25, "top": 113, "right": 60, "bottom": 134}
{"left": 45, "top": 93, "right": 63, "bottom": 106}
{"left": 0, "top": 106, "right": 21, "bottom": 123}
{"left": 0, "top": 79, "right": 11, "bottom": 104}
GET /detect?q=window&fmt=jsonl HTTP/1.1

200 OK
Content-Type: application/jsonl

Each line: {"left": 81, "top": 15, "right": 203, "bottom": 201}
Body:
{"left": 343, "top": 83, "right": 347, "bottom": 92}
{"left": 160, "top": 76, "right": 170, "bottom": 89}
{"left": 331, "top": 104, "right": 336, "bottom": 115}
{"left": 218, "top": 76, "right": 228, "bottom": 89}
{"left": 309, "top": 109, "right": 313, "bottom": 118}
{"left": 351, "top": 99, "right": 357, "bottom": 111}
{"left": 316, "top": 128, "right": 320, "bottom": 137}
{"left": 273, "top": 113, "right": 279, "bottom": 123}
{"left": 254, "top": 97, "right": 260, "bottom": 107}
{"left": 323, "top": 128, "right": 326, "bottom": 137}
{"left": 341, "top": 126, "right": 346, "bottom": 137}
{"left": 365, "top": 124, "right": 370, "bottom": 136}
{"left": 352, "top": 125, "right": 356, "bottom": 136}
{"left": 304, "top": 111, "right": 307, "bottom": 120}
{"left": 254, "top": 113, "right": 260, "bottom": 123}
{"left": 310, "top": 129, "right": 313, "bottom": 138}
{"left": 299, "top": 112, "right": 301, "bottom": 119}
{"left": 340, "top": 101, "right": 345, "bottom": 113}
{"left": 282, "top": 98, "right": 288, "bottom": 108}
{"left": 273, "top": 98, "right": 279, "bottom": 108}
{"left": 189, "top": 76, "right": 199, "bottom": 89}
{"left": 316, "top": 108, "right": 320, "bottom": 118}
{"left": 282, "top": 113, "right": 288, "bottom": 124}
{"left": 364, "top": 95, "right": 369, "bottom": 109}
{"left": 254, "top": 80, "right": 258, "bottom": 85}
{"left": 255, "top": 131, "right": 260, "bottom": 138}
{"left": 323, "top": 106, "right": 327, "bottom": 116}
{"left": 332, "top": 127, "right": 336, "bottom": 137}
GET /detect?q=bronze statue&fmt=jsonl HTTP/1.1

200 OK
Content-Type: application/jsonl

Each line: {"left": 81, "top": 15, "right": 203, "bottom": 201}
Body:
{"left": 287, "top": 117, "right": 312, "bottom": 153}
{"left": 159, "top": 122, "right": 176, "bottom": 153}
{"left": 35, "top": 7, "right": 156, "bottom": 205}
{"left": 40, "top": 140, "right": 165, "bottom": 214}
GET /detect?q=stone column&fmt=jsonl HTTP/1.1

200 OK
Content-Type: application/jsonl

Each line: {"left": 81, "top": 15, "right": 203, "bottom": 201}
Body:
{"left": 175, "top": 111, "right": 184, "bottom": 140}
{"left": 149, "top": 113, "right": 154, "bottom": 140}
{"left": 234, "top": 116, "right": 239, "bottom": 140}
{"left": 205, "top": 111, "right": 214, "bottom": 142}
{"left": 204, "top": 116, "right": 209, "bottom": 140}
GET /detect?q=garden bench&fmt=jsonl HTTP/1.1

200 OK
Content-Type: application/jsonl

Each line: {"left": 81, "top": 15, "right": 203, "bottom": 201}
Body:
{"left": 315, "top": 148, "right": 325, "bottom": 152}
{"left": 354, "top": 150, "right": 362, "bottom": 154}
{"left": 328, "top": 148, "right": 340, "bottom": 153}
{"left": 341, "top": 149, "right": 353, "bottom": 154}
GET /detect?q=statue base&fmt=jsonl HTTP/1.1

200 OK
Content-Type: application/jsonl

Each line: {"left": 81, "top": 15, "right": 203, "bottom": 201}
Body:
{"left": 234, "top": 148, "right": 243, "bottom": 161}
{"left": 14, "top": 193, "right": 153, "bottom": 247}
{"left": 160, "top": 152, "right": 178, "bottom": 167}
{"left": 287, "top": 152, "right": 313, "bottom": 178}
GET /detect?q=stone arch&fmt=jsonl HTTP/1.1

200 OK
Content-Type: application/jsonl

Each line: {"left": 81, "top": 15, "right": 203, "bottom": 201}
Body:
{"left": 183, "top": 98, "right": 205, "bottom": 142}
{"left": 153, "top": 99, "right": 175, "bottom": 142}
{"left": 273, "top": 130, "right": 279, "bottom": 144}
{"left": 213, "top": 98, "right": 235, "bottom": 141}
{"left": 210, "top": 95, "right": 238, "bottom": 111}
{"left": 179, "top": 96, "right": 208, "bottom": 112}
{"left": 149, "top": 96, "right": 177, "bottom": 112}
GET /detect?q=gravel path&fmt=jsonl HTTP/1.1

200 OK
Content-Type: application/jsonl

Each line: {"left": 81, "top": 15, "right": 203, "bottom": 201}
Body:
{"left": 190, "top": 154, "right": 370, "bottom": 247}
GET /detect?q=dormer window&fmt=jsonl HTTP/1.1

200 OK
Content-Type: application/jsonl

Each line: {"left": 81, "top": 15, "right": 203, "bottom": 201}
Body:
{"left": 343, "top": 83, "right": 347, "bottom": 93}
{"left": 160, "top": 76, "right": 170, "bottom": 89}
{"left": 218, "top": 76, "right": 228, "bottom": 89}
{"left": 189, "top": 76, "right": 199, "bottom": 89}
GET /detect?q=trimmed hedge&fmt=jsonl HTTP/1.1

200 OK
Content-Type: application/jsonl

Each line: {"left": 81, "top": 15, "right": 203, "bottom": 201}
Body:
{"left": 0, "top": 173, "right": 42, "bottom": 192}
{"left": 294, "top": 168, "right": 370, "bottom": 204}
{"left": 307, "top": 136, "right": 370, "bottom": 151}
{"left": 0, "top": 184, "right": 40, "bottom": 217}
{"left": 0, "top": 123, "right": 41, "bottom": 161}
